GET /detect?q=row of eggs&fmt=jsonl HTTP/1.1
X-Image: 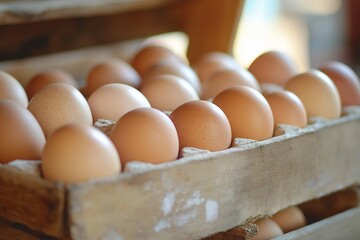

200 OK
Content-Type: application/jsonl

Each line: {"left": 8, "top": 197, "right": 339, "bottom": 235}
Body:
{"left": 1, "top": 45, "right": 360, "bottom": 184}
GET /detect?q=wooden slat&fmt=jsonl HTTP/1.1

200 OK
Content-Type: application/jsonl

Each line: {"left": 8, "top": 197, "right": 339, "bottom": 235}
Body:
{"left": 66, "top": 108, "right": 360, "bottom": 240}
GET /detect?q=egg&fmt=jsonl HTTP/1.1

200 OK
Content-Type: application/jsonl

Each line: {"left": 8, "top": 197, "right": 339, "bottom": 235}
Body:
{"left": 88, "top": 83, "right": 150, "bottom": 122}
{"left": 192, "top": 52, "right": 240, "bottom": 82}
{"left": 141, "top": 75, "right": 199, "bottom": 112}
{"left": 284, "top": 70, "right": 342, "bottom": 119}
{"left": 0, "top": 100, "right": 45, "bottom": 163}
{"left": 271, "top": 206, "right": 306, "bottom": 233}
{"left": 42, "top": 124, "right": 120, "bottom": 184}
{"left": 212, "top": 86, "right": 274, "bottom": 140}
{"left": 265, "top": 90, "right": 307, "bottom": 128}
{"left": 83, "top": 58, "right": 141, "bottom": 97}
{"left": 319, "top": 61, "right": 360, "bottom": 106}
{"left": 109, "top": 108, "right": 179, "bottom": 167}
{"left": 27, "top": 83, "right": 93, "bottom": 138}
{"left": 253, "top": 218, "right": 283, "bottom": 240}
{"left": 25, "top": 69, "right": 78, "bottom": 99}
{"left": 169, "top": 100, "right": 232, "bottom": 152}
{"left": 0, "top": 70, "right": 28, "bottom": 108}
{"left": 248, "top": 51, "right": 297, "bottom": 86}
{"left": 201, "top": 68, "right": 261, "bottom": 100}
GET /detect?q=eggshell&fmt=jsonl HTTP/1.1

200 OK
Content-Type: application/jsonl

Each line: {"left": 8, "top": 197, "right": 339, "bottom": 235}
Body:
{"left": 212, "top": 86, "right": 274, "bottom": 140}
{"left": 88, "top": 83, "right": 150, "bottom": 122}
{"left": 248, "top": 51, "right": 297, "bottom": 86}
{"left": 109, "top": 108, "right": 179, "bottom": 166}
{"left": 84, "top": 59, "right": 141, "bottom": 97}
{"left": 284, "top": 70, "right": 342, "bottom": 119}
{"left": 141, "top": 75, "right": 199, "bottom": 111}
{"left": 0, "top": 70, "right": 28, "bottom": 108}
{"left": 42, "top": 124, "right": 120, "bottom": 184}
{"left": 201, "top": 68, "right": 261, "bottom": 100}
{"left": 170, "top": 100, "right": 232, "bottom": 152}
{"left": 272, "top": 206, "right": 306, "bottom": 233}
{"left": 253, "top": 218, "right": 283, "bottom": 240}
{"left": 26, "top": 69, "right": 78, "bottom": 99}
{"left": 0, "top": 100, "right": 45, "bottom": 163}
{"left": 265, "top": 90, "right": 307, "bottom": 128}
{"left": 319, "top": 61, "right": 360, "bottom": 106}
{"left": 28, "top": 83, "right": 93, "bottom": 138}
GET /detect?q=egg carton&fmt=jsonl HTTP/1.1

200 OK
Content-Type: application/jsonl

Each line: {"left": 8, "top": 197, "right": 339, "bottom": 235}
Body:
{"left": 1, "top": 106, "right": 360, "bottom": 240}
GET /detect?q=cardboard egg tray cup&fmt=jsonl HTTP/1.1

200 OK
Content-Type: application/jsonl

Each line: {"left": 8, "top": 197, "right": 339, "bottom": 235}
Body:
{"left": 1, "top": 106, "right": 360, "bottom": 240}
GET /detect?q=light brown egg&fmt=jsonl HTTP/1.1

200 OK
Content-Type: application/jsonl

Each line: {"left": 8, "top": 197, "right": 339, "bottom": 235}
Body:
{"left": 0, "top": 100, "right": 46, "bottom": 163}
{"left": 88, "top": 83, "right": 150, "bottom": 122}
{"left": 201, "top": 68, "right": 261, "bottom": 100}
{"left": 212, "top": 86, "right": 274, "bottom": 140}
{"left": 109, "top": 108, "right": 179, "bottom": 167}
{"left": 83, "top": 59, "right": 141, "bottom": 97}
{"left": 26, "top": 69, "right": 78, "bottom": 99}
{"left": 192, "top": 52, "right": 240, "bottom": 82}
{"left": 42, "top": 124, "right": 120, "bottom": 184}
{"left": 284, "top": 70, "right": 341, "bottom": 119}
{"left": 0, "top": 70, "right": 28, "bottom": 108}
{"left": 272, "top": 206, "right": 306, "bottom": 233}
{"left": 169, "top": 100, "right": 232, "bottom": 152}
{"left": 141, "top": 75, "right": 199, "bottom": 112}
{"left": 253, "top": 218, "right": 284, "bottom": 240}
{"left": 265, "top": 90, "right": 307, "bottom": 128}
{"left": 143, "top": 62, "right": 201, "bottom": 94}
{"left": 248, "top": 51, "right": 297, "bottom": 86}
{"left": 319, "top": 61, "right": 360, "bottom": 106}
{"left": 28, "top": 83, "right": 93, "bottom": 138}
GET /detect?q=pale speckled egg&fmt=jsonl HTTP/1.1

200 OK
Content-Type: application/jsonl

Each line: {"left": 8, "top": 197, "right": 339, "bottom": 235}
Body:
{"left": 284, "top": 70, "right": 342, "bottom": 119}
{"left": 169, "top": 100, "right": 232, "bottom": 152}
{"left": 319, "top": 61, "right": 360, "bottom": 106}
{"left": 141, "top": 75, "right": 199, "bottom": 112}
{"left": 253, "top": 218, "right": 284, "bottom": 240}
{"left": 201, "top": 68, "right": 261, "bottom": 100}
{"left": 109, "top": 108, "right": 179, "bottom": 167}
{"left": 272, "top": 206, "right": 306, "bottom": 233}
{"left": 42, "top": 124, "right": 120, "bottom": 184}
{"left": 26, "top": 69, "right": 78, "bottom": 99}
{"left": 88, "top": 83, "right": 150, "bottom": 122}
{"left": 248, "top": 51, "right": 297, "bottom": 86}
{"left": 0, "top": 100, "right": 45, "bottom": 163}
{"left": 212, "top": 86, "right": 274, "bottom": 140}
{"left": 265, "top": 90, "right": 307, "bottom": 128}
{"left": 0, "top": 70, "right": 28, "bottom": 108}
{"left": 28, "top": 83, "right": 93, "bottom": 138}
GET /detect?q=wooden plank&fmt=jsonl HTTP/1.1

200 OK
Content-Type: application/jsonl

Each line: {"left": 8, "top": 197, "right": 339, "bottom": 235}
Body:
{"left": 66, "top": 108, "right": 360, "bottom": 240}
{"left": 274, "top": 206, "right": 360, "bottom": 240}
{"left": 0, "top": 165, "right": 66, "bottom": 238}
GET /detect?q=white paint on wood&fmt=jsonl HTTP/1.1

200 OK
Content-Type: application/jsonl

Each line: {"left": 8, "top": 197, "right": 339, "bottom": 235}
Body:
{"left": 205, "top": 200, "right": 219, "bottom": 222}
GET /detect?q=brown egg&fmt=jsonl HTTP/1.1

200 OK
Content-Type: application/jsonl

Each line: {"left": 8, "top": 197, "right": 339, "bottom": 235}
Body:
{"left": 192, "top": 52, "right": 240, "bottom": 82}
{"left": 272, "top": 206, "right": 306, "bottom": 233}
{"left": 248, "top": 51, "right": 297, "bottom": 86}
{"left": 212, "top": 86, "right": 274, "bottom": 140}
{"left": 284, "top": 70, "right": 341, "bottom": 119}
{"left": 253, "top": 218, "right": 283, "bottom": 240}
{"left": 201, "top": 68, "right": 261, "bottom": 100}
{"left": 88, "top": 83, "right": 150, "bottom": 122}
{"left": 319, "top": 61, "right": 360, "bottom": 106}
{"left": 141, "top": 75, "right": 199, "bottom": 112}
{"left": 26, "top": 69, "right": 78, "bottom": 99}
{"left": 143, "top": 62, "right": 201, "bottom": 94}
{"left": 0, "top": 100, "right": 45, "bottom": 163}
{"left": 0, "top": 70, "right": 28, "bottom": 108}
{"left": 83, "top": 59, "right": 141, "bottom": 97}
{"left": 28, "top": 83, "right": 93, "bottom": 138}
{"left": 42, "top": 124, "right": 120, "bottom": 184}
{"left": 131, "top": 45, "right": 184, "bottom": 78}
{"left": 265, "top": 90, "right": 307, "bottom": 128}
{"left": 170, "top": 100, "right": 232, "bottom": 152}
{"left": 109, "top": 108, "right": 179, "bottom": 167}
